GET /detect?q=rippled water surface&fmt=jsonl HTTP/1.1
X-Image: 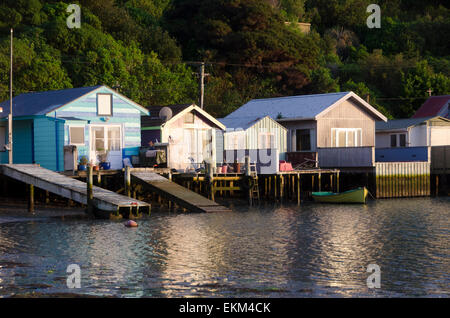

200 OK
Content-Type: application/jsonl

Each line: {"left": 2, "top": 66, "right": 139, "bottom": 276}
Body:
{"left": 0, "top": 197, "right": 449, "bottom": 297}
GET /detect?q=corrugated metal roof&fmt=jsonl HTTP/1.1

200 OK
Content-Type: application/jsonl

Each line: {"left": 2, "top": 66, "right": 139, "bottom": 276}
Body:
{"left": 0, "top": 86, "right": 102, "bottom": 118}
{"left": 224, "top": 92, "right": 350, "bottom": 120}
{"left": 412, "top": 95, "right": 450, "bottom": 118}
{"left": 142, "top": 104, "right": 192, "bottom": 127}
{"left": 376, "top": 117, "right": 434, "bottom": 131}
{"left": 219, "top": 116, "right": 265, "bottom": 130}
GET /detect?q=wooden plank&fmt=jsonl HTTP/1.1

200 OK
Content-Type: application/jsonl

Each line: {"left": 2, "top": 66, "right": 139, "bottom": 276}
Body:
{"left": 0, "top": 164, "right": 150, "bottom": 212}
{"left": 131, "top": 171, "right": 231, "bottom": 213}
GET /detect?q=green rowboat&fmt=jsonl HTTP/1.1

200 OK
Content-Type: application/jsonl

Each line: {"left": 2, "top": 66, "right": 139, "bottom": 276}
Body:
{"left": 312, "top": 187, "right": 368, "bottom": 204}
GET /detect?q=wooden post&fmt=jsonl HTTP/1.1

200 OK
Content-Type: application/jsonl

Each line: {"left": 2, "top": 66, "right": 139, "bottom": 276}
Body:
{"left": 45, "top": 190, "right": 50, "bottom": 205}
{"left": 207, "top": 163, "right": 214, "bottom": 201}
{"left": 330, "top": 174, "right": 333, "bottom": 192}
{"left": 28, "top": 184, "right": 34, "bottom": 213}
{"left": 245, "top": 156, "right": 252, "bottom": 205}
{"left": 280, "top": 175, "right": 284, "bottom": 202}
{"left": 274, "top": 175, "right": 277, "bottom": 201}
{"left": 125, "top": 166, "right": 131, "bottom": 197}
{"left": 297, "top": 174, "right": 301, "bottom": 205}
{"left": 336, "top": 172, "right": 340, "bottom": 193}
{"left": 318, "top": 172, "right": 322, "bottom": 192}
{"left": 435, "top": 174, "right": 439, "bottom": 196}
{"left": 311, "top": 174, "right": 315, "bottom": 192}
{"left": 97, "top": 170, "right": 101, "bottom": 185}
{"left": 87, "top": 165, "right": 94, "bottom": 215}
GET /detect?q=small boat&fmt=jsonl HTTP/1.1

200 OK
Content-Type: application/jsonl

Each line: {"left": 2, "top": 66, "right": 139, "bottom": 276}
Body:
{"left": 312, "top": 187, "right": 368, "bottom": 204}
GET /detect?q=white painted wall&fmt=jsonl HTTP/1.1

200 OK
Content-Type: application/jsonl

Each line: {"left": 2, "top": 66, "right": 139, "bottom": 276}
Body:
{"left": 430, "top": 126, "right": 450, "bottom": 146}
{"left": 409, "top": 125, "right": 427, "bottom": 147}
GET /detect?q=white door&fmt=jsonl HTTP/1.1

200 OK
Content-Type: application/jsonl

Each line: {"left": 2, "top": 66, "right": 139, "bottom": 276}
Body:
{"left": 90, "top": 125, "right": 123, "bottom": 169}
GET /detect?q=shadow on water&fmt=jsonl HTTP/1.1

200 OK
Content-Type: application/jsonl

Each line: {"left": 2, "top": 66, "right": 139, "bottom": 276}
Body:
{"left": 0, "top": 197, "right": 449, "bottom": 297}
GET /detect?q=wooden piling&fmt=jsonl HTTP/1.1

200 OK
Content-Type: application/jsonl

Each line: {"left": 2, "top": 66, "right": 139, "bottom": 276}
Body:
{"left": 28, "top": 184, "right": 34, "bottom": 213}
{"left": 87, "top": 165, "right": 94, "bottom": 215}
{"left": 297, "top": 174, "right": 301, "bottom": 205}
{"left": 125, "top": 166, "right": 131, "bottom": 197}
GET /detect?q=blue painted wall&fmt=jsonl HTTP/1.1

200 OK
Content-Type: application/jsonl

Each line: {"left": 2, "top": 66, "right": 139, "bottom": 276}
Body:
{"left": 1, "top": 86, "right": 147, "bottom": 171}
{"left": 375, "top": 147, "right": 429, "bottom": 162}
{"left": 47, "top": 86, "right": 146, "bottom": 164}
{"left": 0, "top": 121, "right": 7, "bottom": 163}
{"left": 12, "top": 119, "right": 33, "bottom": 164}
{"left": 33, "top": 117, "right": 64, "bottom": 171}
{"left": 0, "top": 117, "right": 63, "bottom": 170}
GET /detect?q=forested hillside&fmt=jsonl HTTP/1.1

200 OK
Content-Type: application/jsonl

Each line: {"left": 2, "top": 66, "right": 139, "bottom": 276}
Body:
{"left": 0, "top": 0, "right": 449, "bottom": 118}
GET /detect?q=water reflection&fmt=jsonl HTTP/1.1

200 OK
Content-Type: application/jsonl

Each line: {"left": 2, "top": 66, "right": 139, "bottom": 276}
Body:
{"left": 0, "top": 197, "right": 448, "bottom": 297}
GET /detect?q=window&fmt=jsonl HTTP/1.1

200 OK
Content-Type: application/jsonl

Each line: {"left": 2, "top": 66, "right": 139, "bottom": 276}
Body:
{"left": 390, "top": 133, "right": 406, "bottom": 147}
{"left": 331, "top": 128, "right": 362, "bottom": 147}
{"left": 258, "top": 132, "right": 275, "bottom": 149}
{"left": 107, "top": 127, "right": 121, "bottom": 151}
{"left": 184, "top": 112, "right": 194, "bottom": 123}
{"left": 399, "top": 134, "right": 406, "bottom": 147}
{"left": 0, "top": 126, "right": 5, "bottom": 151}
{"left": 390, "top": 134, "right": 397, "bottom": 147}
{"left": 69, "top": 126, "right": 85, "bottom": 145}
{"left": 296, "top": 129, "right": 311, "bottom": 151}
{"left": 91, "top": 126, "right": 122, "bottom": 153}
{"left": 97, "top": 93, "right": 112, "bottom": 116}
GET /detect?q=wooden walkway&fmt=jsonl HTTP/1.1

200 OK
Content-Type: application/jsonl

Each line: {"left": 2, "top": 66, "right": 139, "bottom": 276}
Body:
{"left": 131, "top": 171, "right": 232, "bottom": 213}
{"left": 0, "top": 164, "right": 150, "bottom": 213}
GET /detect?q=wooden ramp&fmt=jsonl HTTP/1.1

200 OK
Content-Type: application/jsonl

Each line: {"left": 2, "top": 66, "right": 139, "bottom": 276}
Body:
{"left": 0, "top": 164, "right": 150, "bottom": 213}
{"left": 131, "top": 171, "right": 232, "bottom": 213}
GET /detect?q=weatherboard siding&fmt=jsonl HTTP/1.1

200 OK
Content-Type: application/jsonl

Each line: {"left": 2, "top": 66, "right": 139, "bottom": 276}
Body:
{"left": 12, "top": 120, "right": 33, "bottom": 164}
{"left": 33, "top": 117, "right": 64, "bottom": 171}
{"left": 52, "top": 88, "right": 144, "bottom": 160}
{"left": 317, "top": 99, "right": 375, "bottom": 147}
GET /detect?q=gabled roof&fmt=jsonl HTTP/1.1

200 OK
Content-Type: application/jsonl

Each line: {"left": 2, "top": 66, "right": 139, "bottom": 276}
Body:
{"left": 0, "top": 85, "right": 149, "bottom": 118}
{"left": 142, "top": 104, "right": 226, "bottom": 130}
{"left": 223, "top": 91, "right": 387, "bottom": 122}
{"left": 376, "top": 116, "right": 450, "bottom": 131}
{"left": 219, "top": 115, "right": 287, "bottom": 131}
{"left": 142, "top": 104, "right": 192, "bottom": 127}
{"left": 412, "top": 95, "right": 450, "bottom": 118}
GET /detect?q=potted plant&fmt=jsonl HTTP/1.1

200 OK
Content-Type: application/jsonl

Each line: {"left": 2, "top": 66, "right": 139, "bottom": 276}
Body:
{"left": 78, "top": 156, "right": 89, "bottom": 171}
{"left": 98, "top": 150, "right": 111, "bottom": 170}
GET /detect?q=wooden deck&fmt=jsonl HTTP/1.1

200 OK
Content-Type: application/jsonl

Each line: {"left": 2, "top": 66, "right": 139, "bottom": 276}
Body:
{"left": 0, "top": 164, "right": 150, "bottom": 213}
{"left": 131, "top": 171, "right": 232, "bottom": 213}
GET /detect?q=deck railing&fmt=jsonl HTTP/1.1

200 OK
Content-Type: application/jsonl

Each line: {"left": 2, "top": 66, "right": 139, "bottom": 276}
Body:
{"left": 317, "top": 147, "right": 375, "bottom": 167}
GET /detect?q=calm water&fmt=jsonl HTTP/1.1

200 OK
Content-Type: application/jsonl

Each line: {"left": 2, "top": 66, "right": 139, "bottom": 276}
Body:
{"left": 0, "top": 197, "right": 449, "bottom": 297}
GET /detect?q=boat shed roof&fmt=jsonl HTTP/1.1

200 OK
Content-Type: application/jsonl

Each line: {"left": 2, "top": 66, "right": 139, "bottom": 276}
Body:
{"left": 223, "top": 91, "right": 387, "bottom": 122}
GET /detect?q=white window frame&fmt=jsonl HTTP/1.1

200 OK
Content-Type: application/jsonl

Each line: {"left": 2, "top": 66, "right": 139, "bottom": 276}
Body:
{"left": 0, "top": 126, "right": 6, "bottom": 151}
{"left": 331, "top": 128, "right": 362, "bottom": 147}
{"left": 68, "top": 125, "right": 85, "bottom": 146}
{"left": 90, "top": 124, "right": 123, "bottom": 152}
{"left": 258, "top": 132, "right": 276, "bottom": 149}
{"left": 97, "top": 93, "right": 113, "bottom": 116}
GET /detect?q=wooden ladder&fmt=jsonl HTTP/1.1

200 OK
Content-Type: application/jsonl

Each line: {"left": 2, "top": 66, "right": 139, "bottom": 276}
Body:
{"left": 249, "top": 163, "right": 260, "bottom": 205}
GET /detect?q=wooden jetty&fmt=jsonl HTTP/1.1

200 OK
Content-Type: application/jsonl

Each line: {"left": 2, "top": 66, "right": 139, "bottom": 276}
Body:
{"left": 172, "top": 168, "right": 341, "bottom": 205}
{"left": 0, "top": 164, "right": 150, "bottom": 217}
{"left": 130, "top": 169, "right": 232, "bottom": 213}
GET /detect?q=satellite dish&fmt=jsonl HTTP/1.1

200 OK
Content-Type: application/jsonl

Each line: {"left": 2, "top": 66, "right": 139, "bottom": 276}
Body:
{"left": 159, "top": 107, "right": 173, "bottom": 121}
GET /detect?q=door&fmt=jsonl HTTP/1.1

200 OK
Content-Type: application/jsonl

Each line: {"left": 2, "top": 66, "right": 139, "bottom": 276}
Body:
{"left": 90, "top": 125, "right": 123, "bottom": 169}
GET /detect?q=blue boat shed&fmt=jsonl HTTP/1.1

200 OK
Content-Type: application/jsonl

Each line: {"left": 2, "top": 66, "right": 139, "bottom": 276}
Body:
{"left": 0, "top": 85, "right": 149, "bottom": 171}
